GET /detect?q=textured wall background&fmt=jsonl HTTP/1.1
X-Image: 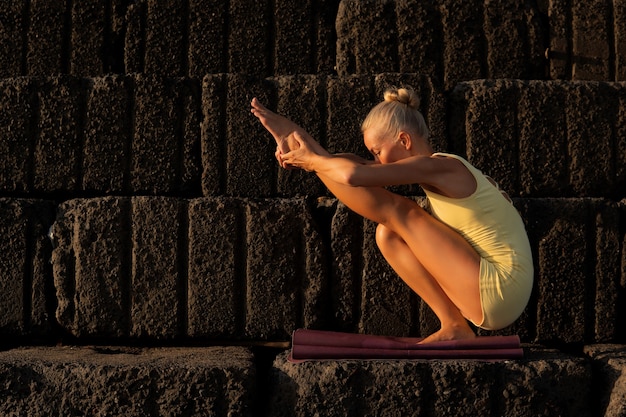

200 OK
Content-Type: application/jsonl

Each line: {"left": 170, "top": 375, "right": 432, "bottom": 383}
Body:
{"left": 0, "top": 1, "right": 625, "bottom": 415}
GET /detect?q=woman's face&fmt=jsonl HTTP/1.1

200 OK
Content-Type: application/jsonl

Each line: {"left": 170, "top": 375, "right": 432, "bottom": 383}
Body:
{"left": 363, "top": 127, "right": 410, "bottom": 164}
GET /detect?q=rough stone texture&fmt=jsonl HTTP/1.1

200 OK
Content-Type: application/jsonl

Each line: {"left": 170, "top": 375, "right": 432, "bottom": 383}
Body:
{"left": 70, "top": 0, "right": 106, "bottom": 76}
{"left": 571, "top": 0, "right": 611, "bottom": 80}
{"left": 188, "top": 197, "right": 243, "bottom": 338}
{"left": 0, "top": 346, "right": 255, "bottom": 417}
{"left": 51, "top": 197, "right": 328, "bottom": 342}
{"left": 0, "top": 1, "right": 26, "bottom": 78}
{"left": 326, "top": 75, "right": 375, "bottom": 158}
{"left": 518, "top": 81, "right": 569, "bottom": 197}
{"left": 585, "top": 345, "right": 626, "bottom": 417}
{"left": 269, "top": 348, "right": 592, "bottom": 417}
{"left": 0, "top": 199, "right": 55, "bottom": 338}
{"left": 132, "top": 74, "right": 201, "bottom": 195}
{"left": 452, "top": 80, "right": 625, "bottom": 199}
{"left": 245, "top": 198, "right": 327, "bottom": 339}
{"left": 26, "top": 0, "right": 65, "bottom": 76}
{"left": 0, "top": 77, "right": 36, "bottom": 193}
{"left": 201, "top": 74, "right": 226, "bottom": 196}
{"left": 229, "top": 0, "right": 271, "bottom": 76}
{"left": 144, "top": 0, "right": 185, "bottom": 77}
{"left": 34, "top": 76, "right": 83, "bottom": 193}
{"left": 131, "top": 197, "right": 186, "bottom": 340}
{"left": 83, "top": 75, "right": 131, "bottom": 194}
{"left": 52, "top": 197, "right": 131, "bottom": 338}
{"left": 336, "top": 0, "right": 399, "bottom": 75}
{"left": 565, "top": 82, "right": 618, "bottom": 197}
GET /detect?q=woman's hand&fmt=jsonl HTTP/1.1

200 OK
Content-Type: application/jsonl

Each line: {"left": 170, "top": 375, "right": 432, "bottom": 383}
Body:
{"left": 279, "top": 131, "right": 319, "bottom": 172}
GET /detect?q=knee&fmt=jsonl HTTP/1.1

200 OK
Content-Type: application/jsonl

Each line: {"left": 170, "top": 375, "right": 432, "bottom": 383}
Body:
{"left": 375, "top": 224, "right": 402, "bottom": 253}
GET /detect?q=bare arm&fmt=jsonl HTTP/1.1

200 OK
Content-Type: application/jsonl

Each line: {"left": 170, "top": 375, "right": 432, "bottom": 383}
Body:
{"left": 281, "top": 132, "right": 476, "bottom": 198}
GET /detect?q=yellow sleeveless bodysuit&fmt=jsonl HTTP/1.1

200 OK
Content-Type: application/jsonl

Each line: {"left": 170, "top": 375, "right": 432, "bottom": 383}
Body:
{"left": 423, "top": 153, "right": 533, "bottom": 330}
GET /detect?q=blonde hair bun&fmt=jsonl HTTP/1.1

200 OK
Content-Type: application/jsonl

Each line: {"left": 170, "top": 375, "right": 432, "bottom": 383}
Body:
{"left": 383, "top": 87, "right": 420, "bottom": 110}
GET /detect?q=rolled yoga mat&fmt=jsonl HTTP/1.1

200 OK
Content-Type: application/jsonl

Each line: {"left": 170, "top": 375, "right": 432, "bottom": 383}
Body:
{"left": 288, "top": 329, "right": 523, "bottom": 362}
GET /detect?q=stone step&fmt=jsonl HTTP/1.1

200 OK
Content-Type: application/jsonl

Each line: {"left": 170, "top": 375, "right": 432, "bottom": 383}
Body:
{"left": 0, "top": 346, "right": 255, "bottom": 417}
{"left": 2, "top": 1, "right": 624, "bottom": 84}
{"left": 269, "top": 347, "right": 593, "bottom": 417}
{"left": 1, "top": 344, "right": 624, "bottom": 416}
{"left": 0, "top": 76, "right": 624, "bottom": 198}
{"left": 1, "top": 196, "right": 624, "bottom": 345}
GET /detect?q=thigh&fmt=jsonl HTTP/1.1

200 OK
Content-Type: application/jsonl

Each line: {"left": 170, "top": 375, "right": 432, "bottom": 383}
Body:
{"left": 388, "top": 204, "right": 483, "bottom": 324}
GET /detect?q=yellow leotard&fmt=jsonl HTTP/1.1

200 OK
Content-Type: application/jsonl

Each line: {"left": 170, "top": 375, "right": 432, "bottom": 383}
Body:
{"left": 423, "top": 153, "right": 533, "bottom": 330}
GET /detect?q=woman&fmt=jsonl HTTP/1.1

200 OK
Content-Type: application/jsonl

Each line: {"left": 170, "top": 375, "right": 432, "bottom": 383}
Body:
{"left": 250, "top": 88, "right": 533, "bottom": 343}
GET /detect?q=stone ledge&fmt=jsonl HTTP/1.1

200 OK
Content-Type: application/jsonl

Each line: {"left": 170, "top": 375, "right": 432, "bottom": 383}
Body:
{"left": 0, "top": 346, "right": 255, "bottom": 417}
{"left": 584, "top": 344, "right": 626, "bottom": 417}
{"left": 268, "top": 347, "right": 592, "bottom": 417}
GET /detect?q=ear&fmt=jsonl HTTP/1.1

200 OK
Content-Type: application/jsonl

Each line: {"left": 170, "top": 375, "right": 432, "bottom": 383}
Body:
{"left": 398, "top": 131, "right": 412, "bottom": 150}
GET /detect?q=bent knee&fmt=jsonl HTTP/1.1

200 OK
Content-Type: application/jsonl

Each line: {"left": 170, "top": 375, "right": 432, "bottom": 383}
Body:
{"left": 375, "top": 223, "right": 402, "bottom": 252}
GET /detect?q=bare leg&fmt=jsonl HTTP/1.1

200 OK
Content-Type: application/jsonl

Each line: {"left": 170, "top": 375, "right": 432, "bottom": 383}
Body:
{"left": 251, "top": 98, "right": 325, "bottom": 155}
{"left": 376, "top": 224, "right": 477, "bottom": 342}
{"left": 251, "top": 100, "right": 482, "bottom": 342}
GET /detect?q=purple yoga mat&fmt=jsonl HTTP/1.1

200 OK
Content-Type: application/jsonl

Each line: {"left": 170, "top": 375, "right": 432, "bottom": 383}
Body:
{"left": 289, "top": 329, "right": 523, "bottom": 362}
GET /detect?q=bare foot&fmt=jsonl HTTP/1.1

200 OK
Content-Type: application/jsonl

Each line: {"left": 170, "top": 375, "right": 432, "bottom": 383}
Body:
{"left": 418, "top": 323, "right": 476, "bottom": 344}
{"left": 250, "top": 98, "right": 303, "bottom": 154}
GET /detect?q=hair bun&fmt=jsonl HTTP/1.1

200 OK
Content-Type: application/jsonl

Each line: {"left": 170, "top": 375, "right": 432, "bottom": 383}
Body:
{"left": 383, "top": 87, "right": 420, "bottom": 109}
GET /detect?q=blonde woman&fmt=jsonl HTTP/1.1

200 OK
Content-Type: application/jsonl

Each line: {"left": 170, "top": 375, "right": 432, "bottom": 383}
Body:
{"left": 251, "top": 88, "right": 533, "bottom": 343}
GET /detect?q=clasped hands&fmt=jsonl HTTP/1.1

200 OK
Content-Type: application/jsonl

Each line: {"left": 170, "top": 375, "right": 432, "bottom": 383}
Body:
{"left": 274, "top": 131, "right": 317, "bottom": 172}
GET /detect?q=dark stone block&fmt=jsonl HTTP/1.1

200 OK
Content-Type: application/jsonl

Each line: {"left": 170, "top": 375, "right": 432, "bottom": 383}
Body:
{"left": 70, "top": 0, "right": 105, "bottom": 76}
{"left": 27, "top": 0, "right": 65, "bottom": 76}
{"left": 359, "top": 219, "right": 414, "bottom": 337}
{"left": 83, "top": 75, "right": 131, "bottom": 194}
{"left": 34, "top": 76, "right": 83, "bottom": 193}
{"left": 0, "top": 346, "right": 255, "bottom": 417}
{"left": 518, "top": 81, "right": 569, "bottom": 197}
{"left": 0, "top": 1, "right": 26, "bottom": 77}
{"left": 188, "top": 0, "right": 228, "bottom": 76}
{"left": 440, "top": 0, "right": 485, "bottom": 90}
{"left": 0, "top": 78, "right": 36, "bottom": 193}
{"left": 132, "top": 75, "right": 200, "bottom": 195}
{"left": 130, "top": 197, "right": 185, "bottom": 339}
{"left": 463, "top": 80, "right": 520, "bottom": 196}
{"left": 0, "top": 199, "right": 55, "bottom": 337}
{"left": 124, "top": 2, "right": 144, "bottom": 73}
{"left": 245, "top": 198, "right": 325, "bottom": 339}
{"left": 270, "top": 348, "right": 591, "bottom": 417}
{"left": 228, "top": 0, "right": 270, "bottom": 75}
{"left": 201, "top": 74, "right": 226, "bottom": 196}
{"left": 592, "top": 201, "right": 622, "bottom": 342}
{"left": 524, "top": 199, "right": 590, "bottom": 344}
{"left": 396, "top": 0, "right": 444, "bottom": 79}
{"left": 548, "top": 0, "right": 570, "bottom": 80}
{"left": 315, "top": 0, "right": 340, "bottom": 74}
{"left": 584, "top": 344, "right": 626, "bottom": 416}
{"left": 326, "top": 75, "right": 375, "bottom": 158}
{"left": 483, "top": 1, "right": 541, "bottom": 79}
{"left": 144, "top": 0, "right": 185, "bottom": 76}
{"left": 565, "top": 82, "right": 617, "bottom": 196}
{"left": 330, "top": 201, "right": 362, "bottom": 331}
{"left": 336, "top": 0, "right": 398, "bottom": 75}
{"left": 572, "top": 1, "right": 611, "bottom": 80}
{"left": 52, "top": 197, "right": 131, "bottom": 338}
{"left": 187, "top": 197, "right": 243, "bottom": 338}
{"left": 616, "top": 2, "right": 626, "bottom": 80}
{"left": 274, "top": 0, "right": 315, "bottom": 75}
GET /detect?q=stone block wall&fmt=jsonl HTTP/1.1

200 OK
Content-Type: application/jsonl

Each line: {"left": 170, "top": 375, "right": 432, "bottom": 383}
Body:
{"left": 1, "top": 0, "right": 626, "bottom": 415}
